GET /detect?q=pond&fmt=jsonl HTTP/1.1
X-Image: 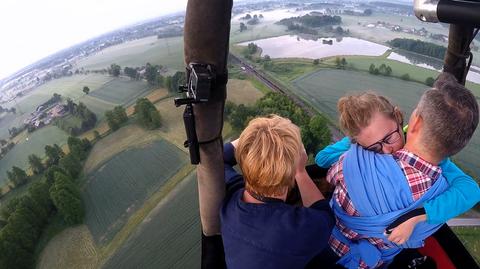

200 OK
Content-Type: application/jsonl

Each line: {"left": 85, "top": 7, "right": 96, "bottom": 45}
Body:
{"left": 388, "top": 51, "right": 480, "bottom": 84}
{"left": 238, "top": 35, "right": 389, "bottom": 59}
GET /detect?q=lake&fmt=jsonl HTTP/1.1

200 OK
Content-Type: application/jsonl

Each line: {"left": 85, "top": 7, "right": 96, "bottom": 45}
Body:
{"left": 239, "top": 35, "right": 390, "bottom": 59}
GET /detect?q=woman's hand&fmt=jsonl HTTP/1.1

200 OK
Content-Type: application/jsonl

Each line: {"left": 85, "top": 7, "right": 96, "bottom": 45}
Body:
{"left": 387, "top": 214, "right": 426, "bottom": 245}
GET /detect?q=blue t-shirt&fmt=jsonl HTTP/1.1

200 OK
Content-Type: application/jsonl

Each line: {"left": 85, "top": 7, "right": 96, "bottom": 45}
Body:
{"left": 221, "top": 143, "right": 335, "bottom": 269}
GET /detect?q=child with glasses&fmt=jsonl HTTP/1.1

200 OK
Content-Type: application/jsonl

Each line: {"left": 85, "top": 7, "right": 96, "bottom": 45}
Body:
{"left": 315, "top": 92, "right": 479, "bottom": 247}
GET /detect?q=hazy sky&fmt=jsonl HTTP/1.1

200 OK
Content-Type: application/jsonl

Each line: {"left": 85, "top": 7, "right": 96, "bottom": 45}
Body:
{"left": 0, "top": 0, "right": 188, "bottom": 80}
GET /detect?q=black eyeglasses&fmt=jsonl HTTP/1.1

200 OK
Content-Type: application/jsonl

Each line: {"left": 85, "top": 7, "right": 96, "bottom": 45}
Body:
{"left": 364, "top": 125, "right": 402, "bottom": 153}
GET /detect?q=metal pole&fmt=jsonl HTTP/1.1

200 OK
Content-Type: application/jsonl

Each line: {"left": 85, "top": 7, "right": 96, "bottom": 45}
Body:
{"left": 184, "top": 0, "right": 232, "bottom": 267}
{"left": 443, "top": 24, "right": 474, "bottom": 85}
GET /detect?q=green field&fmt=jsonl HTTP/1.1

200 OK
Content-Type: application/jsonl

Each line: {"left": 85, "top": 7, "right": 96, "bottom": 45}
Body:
{"left": 292, "top": 69, "right": 480, "bottom": 180}
{"left": 82, "top": 139, "right": 188, "bottom": 245}
{"left": 322, "top": 55, "right": 480, "bottom": 94}
{"left": 451, "top": 226, "right": 480, "bottom": 264}
{"left": 0, "top": 126, "right": 68, "bottom": 186}
{"left": 89, "top": 77, "right": 152, "bottom": 106}
{"left": 75, "top": 36, "right": 185, "bottom": 73}
{"left": 103, "top": 173, "right": 199, "bottom": 269}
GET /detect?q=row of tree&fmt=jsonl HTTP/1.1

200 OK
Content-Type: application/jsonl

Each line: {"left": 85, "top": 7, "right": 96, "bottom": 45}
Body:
{"left": 368, "top": 63, "right": 392, "bottom": 76}
{"left": 0, "top": 137, "right": 89, "bottom": 268}
{"left": 388, "top": 38, "right": 447, "bottom": 60}
{"left": 105, "top": 98, "right": 161, "bottom": 132}
{"left": 0, "top": 106, "right": 16, "bottom": 114}
{"left": 225, "top": 92, "right": 331, "bottom": 154}
{"left": 277, "top": 14, "right": 342, "bottom": 28}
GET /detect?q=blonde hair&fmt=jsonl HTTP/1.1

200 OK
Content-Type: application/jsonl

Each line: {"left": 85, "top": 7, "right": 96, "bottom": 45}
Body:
{"left": 235, "top": 115, "right": 302, "bottom": 197}
{"left": 338, "top": 92, "right": 403, "bottom": 138}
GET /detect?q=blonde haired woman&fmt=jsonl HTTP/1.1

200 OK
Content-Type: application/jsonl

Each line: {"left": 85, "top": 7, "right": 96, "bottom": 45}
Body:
{"left": 221, "top": 115, "right": 336, "bottom": 269}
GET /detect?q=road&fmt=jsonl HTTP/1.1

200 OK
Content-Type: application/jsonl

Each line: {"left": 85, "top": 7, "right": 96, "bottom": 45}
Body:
{"left": 447, "top": 218, "right": 480, "bottom": 227}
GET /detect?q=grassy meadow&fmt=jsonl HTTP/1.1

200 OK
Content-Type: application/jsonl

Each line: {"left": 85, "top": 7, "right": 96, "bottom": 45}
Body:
{"left": 75, "top": 36, "right": 185, "bottom": 73}
{"left": 0, "top": 126, "right": 68, "bottom": 186}
{"left": 82, "top": 139, "right": 188, "bottom": 245}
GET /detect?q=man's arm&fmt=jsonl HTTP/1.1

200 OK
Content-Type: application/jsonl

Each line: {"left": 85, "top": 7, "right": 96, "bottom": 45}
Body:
{"left": 425, "top": 158, "right": 480, "bottom": 223}
{"left": 387, "top": 158, "right": 480, "bottom": 244}
{"left": 223, "top": 141, "right": 244, "bottom": 190}
{"left": 297, "top": 146, "right": 325, "bottom": 207}
{"left": 315, "top": 136, "right": 351, "bottom": 168}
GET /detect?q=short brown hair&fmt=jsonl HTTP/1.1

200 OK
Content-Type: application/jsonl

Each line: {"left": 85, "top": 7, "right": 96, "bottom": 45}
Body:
{"left": 416, "top": 80, "right": 479, "bottom": 157}
{"left": 337, "top": 92, "right": 403, "bottom": 138}
{"left": 235, "top": 115, "right": 301, "bottom": 197}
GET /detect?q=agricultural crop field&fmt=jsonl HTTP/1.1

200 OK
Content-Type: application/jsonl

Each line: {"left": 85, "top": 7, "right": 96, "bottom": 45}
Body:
{"left": 75, "top": 36, "right": 185, "bottom": 73}
{"left": 83, "top": 124, "right": 165, "bottom": 174}
{"left": 292, "top": 69, "right": 480, "bottom": 180}
{"left": 37, "top": 225, "right": 99, "bottom": 269}
{"left": 89, "top": 77, "right": 152, "bottom": 106}
{"left": 0, "top": 126, "right": 68, "bottom": 186}
{"left": 82, "top": 139, "right": 188, "bottom": 245}
{"left": 103, "top": 173, "right": 200, "bottom": 269}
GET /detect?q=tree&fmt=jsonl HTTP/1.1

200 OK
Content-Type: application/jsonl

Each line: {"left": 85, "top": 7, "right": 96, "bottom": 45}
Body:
{"left": 369, "top": 64, "right": 376, "bottom": 74}
{"left": 28, "top": 154, "right": 44, "bottom": 175}
{"left": 44, "top": 144, "right": 65, "bottom": 167}
{"left": 168, "top": 71, "right": 186, "bottom": 93}
{"left": 364, "top": 9, "right": 373, "bottom": 16}
{"left": 109, "top": 64, "right": 121, "bottom": 77}
{"left": 93, "top": 130, "right": 101, "bottom": 141}
{"left": 1, "top": 197, "right": 21, "bottom": 220}
{"left": 313, "top": 59, "right": 320, "bottom": 65}
{"left": 67, "top": 136, "right": 87, "bottom": 161}
{"left": 105, "top": 106, "right": 128, "bottom": 131}
{"left": 385, "top": 66, "right": 393, "bottom": 76}
{"left": 240, "top": 22, "right": 247, "bottom": 32}
{"left": 7, "top": 166, "right": 28, "bottom": 187}
{"left": 113, "top": 106, "right": 128, "bottom": 124}
{"left": 44, "top": 165, "right": 67, "bottom": 186}
{"left": 134, "top": 98, "right": 162, "bottom": 129}
{"left": 49, "top": 172, "right": 84, "bottom": 225}
{"left": 401, "top": 73, "right": 411, "bottom": 80}
{"left": 105, "top": 110, "right": 119, "bottom": 131}
{"left": 145, "top": 63, "right": 159, "bottom": 85}
{"left": 59, "top": 154, "right": 82, "bottom": 178}
{"left": 124, "top": 67, "right": 138, "bottom": 80}
{"left": 341, "top": 58, "right": 347, "bottom": 68}
{"left": 0, "top": 139, "right": 7, "bottom": 146}
{"left": 425, "top": 77, "right": 435, "bottom": 86}
{"left": 335, "top": 57, "right": 341, "bottom": 68}
{"left": 82, "top": 86, "right": 90, "bottom": 95}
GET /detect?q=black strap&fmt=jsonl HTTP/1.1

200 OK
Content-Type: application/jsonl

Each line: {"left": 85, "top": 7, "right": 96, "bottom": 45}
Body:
{"left": 247, "top": 190, "right": 284, "bottom": 203}
{"left": 386, "top": 208, "right": 426, "bottom": 234}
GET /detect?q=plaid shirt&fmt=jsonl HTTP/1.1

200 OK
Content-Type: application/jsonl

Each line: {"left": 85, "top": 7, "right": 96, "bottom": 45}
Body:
{"left": 326, "top": 149, "right": 442, "bottom": 269}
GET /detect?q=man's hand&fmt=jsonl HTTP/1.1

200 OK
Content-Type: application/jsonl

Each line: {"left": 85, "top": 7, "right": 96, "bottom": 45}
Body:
{"left": 295, "top": 146, "right": 308, "bottom": 178}
{"left": 387, "top": 214, "right": 426, "bottom": 245}
{"left": 231, "top": 138, "right": 239, "bottom": 149}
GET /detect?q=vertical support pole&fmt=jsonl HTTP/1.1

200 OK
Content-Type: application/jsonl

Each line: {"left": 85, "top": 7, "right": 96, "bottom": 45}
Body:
{"left": 183, "top": 0, "right": 232, "bottom": 267}
{"left": 443, "top": 24, "right": 474, "bottom": 85}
